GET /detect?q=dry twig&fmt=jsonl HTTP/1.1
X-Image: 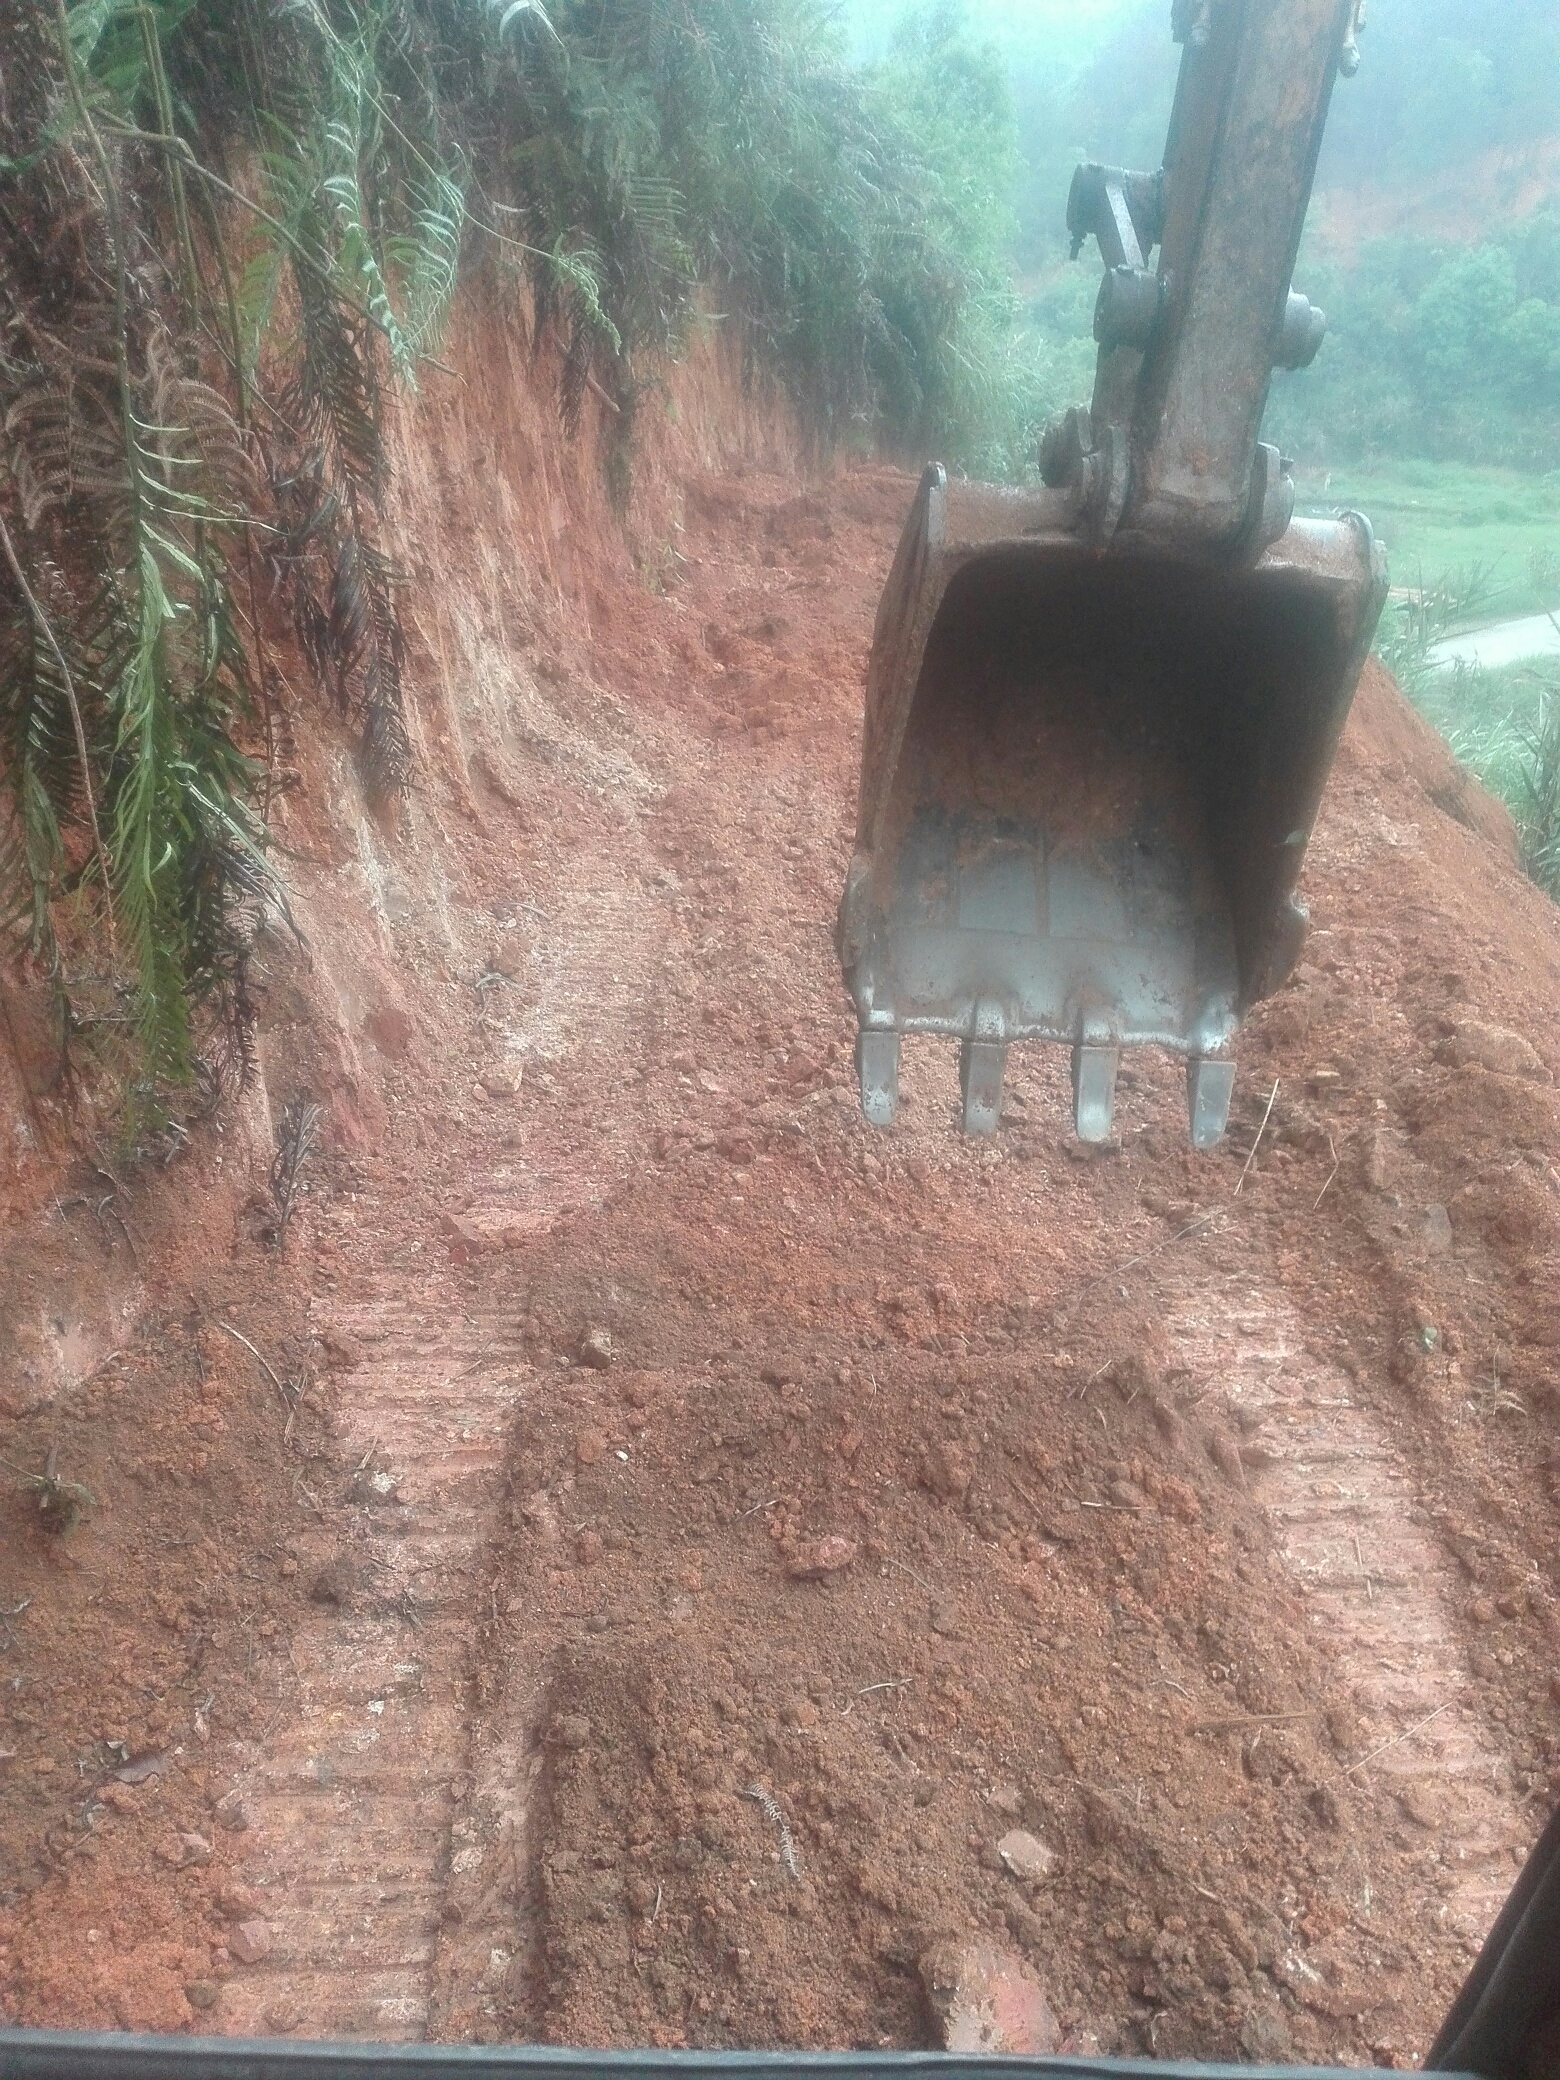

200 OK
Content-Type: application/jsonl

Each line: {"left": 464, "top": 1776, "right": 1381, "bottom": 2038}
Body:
{"left": 1235, "top": 1079, "right": 1280, "bottom": 1195}
{"left": 1314, "top": 1132, "right": 1341, "bottom": 1209}
{"left": 1338, "top": 1702, "right": 1451, "bottom": 1779}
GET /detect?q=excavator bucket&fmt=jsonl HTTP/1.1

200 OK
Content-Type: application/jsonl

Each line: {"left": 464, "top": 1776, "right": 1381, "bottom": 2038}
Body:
{"left": 837, "top": 0, "right": 1386, "bottom": 1146}
{"left": 837, "top": 475, "right": 1386, "bottom": 1145}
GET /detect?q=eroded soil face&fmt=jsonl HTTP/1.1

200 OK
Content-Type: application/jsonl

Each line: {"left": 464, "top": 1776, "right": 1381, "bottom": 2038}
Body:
{"left": 3, "top": 457, "right": 1559, "bottom": 2060}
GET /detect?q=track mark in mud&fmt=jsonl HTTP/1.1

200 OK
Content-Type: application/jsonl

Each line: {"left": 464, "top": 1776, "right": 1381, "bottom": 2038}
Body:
{"left": 210, "top": 756, "right": 704, "bottom": 2037}
{"left": 210, "top": 1283, "right": 533, "bottom": 2038}
{"left": 507, "top": 847, "right": 674, "bottom": 1078}
{"left": 1164, "top": 1285, "right": 1526, "bottom": 1944}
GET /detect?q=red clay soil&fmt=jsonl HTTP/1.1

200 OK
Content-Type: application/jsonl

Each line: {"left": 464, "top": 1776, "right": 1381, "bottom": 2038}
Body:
{"left": 3, "top": 383, "right": 1559, "bottom": 2061}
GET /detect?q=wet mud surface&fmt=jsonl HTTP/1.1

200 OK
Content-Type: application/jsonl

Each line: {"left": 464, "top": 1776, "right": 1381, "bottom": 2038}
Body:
{"left": 3, "top": 440, "right": 1558, "bottom": 2060}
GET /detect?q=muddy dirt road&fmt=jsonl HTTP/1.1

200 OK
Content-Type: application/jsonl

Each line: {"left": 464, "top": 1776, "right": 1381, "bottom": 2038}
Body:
{"left": 3, "top": 460, "right": 1559, "bottom": 2060}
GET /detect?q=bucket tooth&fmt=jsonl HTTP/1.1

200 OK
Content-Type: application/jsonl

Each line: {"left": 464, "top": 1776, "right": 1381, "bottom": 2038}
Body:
{"left": 959, "top": 1039, "right": 1006, "bottom": 1136}
{"left": 1187, "top": 1056, "right": 1236, "bottom": 1149}
{"left": 1071, "top": 1044, "right": 1120, "bottom": 1143}
{"left": 855, "top": 1029, "right": 900, "bottom": 1127}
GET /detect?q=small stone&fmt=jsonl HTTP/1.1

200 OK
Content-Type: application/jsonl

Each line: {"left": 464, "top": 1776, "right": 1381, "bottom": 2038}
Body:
{"left": 919, "top": 1439, "right": 972, "bottom": 1502}
{"left": 279, "top": 1557, "right": 298, "bottom": 1578}
{"left": 1423, "top": 1203, "right": 1453, "bottom": 1253}
{"left": 214, "top": 1790, "right": 251, "bottom": 1833}
{"left": 1108, "top": 1479, "right": 1149, "bottom": 1511}
{"left": 996, "top": 1828, "right": 1056, "bottom": 1882}
{"left": 785, "top": 1534, "right": 859, "bottom": 1581}
{"left": 920, "top": 1939, "right": 1061, "bottom": 2054}
{"left": 579, "top": 1329, "right": 614, "bottom": 1371}
{"left": 575, "top": 1529, "right": 604, "bottom": 1566}
{"left": 1206, "top": 1429, "right": 1247, "bottom": 1488}
{"left": 574, "top": 1428, "right": 606, "bottom": 1467}
{"left": 929, "top": 1600, "right": 960, "bottom": 1637}
{"left": 987, "top": 1784, "right": 1023, "bottom": 1819}
{"left": 1436, "top": 1021, "right": 1547, "bottom": 1081}
{"left": 553, "top": 1713, "right": 592, "bottom": 1751}
{"left": 320, "top": 1328, "right": 363, "bottom": 1370}
{"left": 228, "top": 1920, "right": 272, "bottom": 1965}
{"left": 184, "top": 1980, "right": 220, "bottom": 2012}
{"left": 1468, "top": 1596, "right": 1497, "bottom": 1625}
{"left": 479, "top": 1069, "right": 523, "bottom": 1099}
{"left": 179, "top": 1832, "right": 213, "bottom": 1866}
{"left": 217, "top": 1883, "right": 258, "bottom": 1921}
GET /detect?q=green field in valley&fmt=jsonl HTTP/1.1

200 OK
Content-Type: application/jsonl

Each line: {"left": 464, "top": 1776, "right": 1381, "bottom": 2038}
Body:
{"left": 1292, "top": 459, "right": 1560, "bottom": 618}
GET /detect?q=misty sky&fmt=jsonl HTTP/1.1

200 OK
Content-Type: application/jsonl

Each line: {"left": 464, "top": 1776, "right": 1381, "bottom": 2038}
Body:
{"left": 841, "top": 0, "right": 1135, "bottom": 62}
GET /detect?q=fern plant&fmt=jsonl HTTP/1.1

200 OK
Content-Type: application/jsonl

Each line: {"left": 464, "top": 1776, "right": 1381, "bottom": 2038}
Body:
{"left": 1, "top": 0, "right": 462, "bottom": 1109}
{"left": 2, "top": 0, "right": 1030, "bottom": 1121}
{"left": 2, "top": 1, "right": 274, "bottom": 1112}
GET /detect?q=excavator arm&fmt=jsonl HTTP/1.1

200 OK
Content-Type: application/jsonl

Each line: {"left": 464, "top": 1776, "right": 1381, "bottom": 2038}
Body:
{"left": 837, "top": 0, "right": 1385, "bottom": 1148}
{"left": 1060, "top": 0, "right": 1360, "bottom": 554}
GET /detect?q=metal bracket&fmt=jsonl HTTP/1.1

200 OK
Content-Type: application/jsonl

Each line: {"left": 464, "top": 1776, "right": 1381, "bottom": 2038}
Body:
{"left": 1227, "top": 441, "right": 1296, "bottom": 563}
{"left": 1037, "top": 409, "right": 1131, "bottom": 545}
{"left": 1276, "top": 289, "right": 1327, "bottom": 370}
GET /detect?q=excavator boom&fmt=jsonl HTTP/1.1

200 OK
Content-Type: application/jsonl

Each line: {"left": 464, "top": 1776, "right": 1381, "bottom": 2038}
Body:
{"left": 838, "top": 0, "right": 1385, "bottom": 1147}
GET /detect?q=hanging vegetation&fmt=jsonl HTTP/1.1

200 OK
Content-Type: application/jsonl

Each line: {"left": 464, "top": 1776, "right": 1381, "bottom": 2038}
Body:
{"left": 0, "top": 0, "right": 1017, "bottom": 1119}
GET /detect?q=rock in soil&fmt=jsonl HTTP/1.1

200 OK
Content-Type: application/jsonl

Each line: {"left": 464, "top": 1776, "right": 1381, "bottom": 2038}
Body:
{"left": 996, "top": 1827, "right": 1056, "bottom": 1882}
{"left": 920, "top": 1938, "right": 1062, "bottom": 2054}
{"left": 784, "top": 1533, "right": 858, "bottom": 1580}
{"left": 213, "top": 1790, "right": 251, "bottom": 1833}
{"left": 228, "top": 1921, "right": 273, "bottom": 1966}
{"left": 579, "top": 1328, "right": 614, "bottom": 1370}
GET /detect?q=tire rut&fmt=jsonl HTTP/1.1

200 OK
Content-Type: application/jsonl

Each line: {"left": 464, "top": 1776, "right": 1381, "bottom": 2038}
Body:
{"left": 1162, "top": 1282, "right": 1527, "bottom": 1947}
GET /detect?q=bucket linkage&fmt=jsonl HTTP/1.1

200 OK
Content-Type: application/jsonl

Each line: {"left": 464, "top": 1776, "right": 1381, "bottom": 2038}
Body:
{"left": 837, "top": 0, "right": 1387, "bottom": 1146}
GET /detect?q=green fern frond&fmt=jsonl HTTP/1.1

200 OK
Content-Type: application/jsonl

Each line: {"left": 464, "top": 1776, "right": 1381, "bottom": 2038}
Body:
{"left": 395, "top": 158, "right": 466, "bottom": 353}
